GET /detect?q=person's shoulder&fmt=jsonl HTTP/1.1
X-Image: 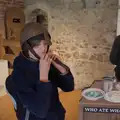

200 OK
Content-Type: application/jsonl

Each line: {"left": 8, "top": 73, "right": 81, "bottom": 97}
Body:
{"left": 13, "top": 53, "right": 22, "bottom": 64}
{"left": 114, "top": 35, "right": 120, "bottom": 44}
{"left": 13, "top": 52, "right": 28, "bottom": 69}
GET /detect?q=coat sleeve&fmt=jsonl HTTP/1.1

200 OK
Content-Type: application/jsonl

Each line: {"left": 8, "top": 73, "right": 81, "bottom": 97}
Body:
{"left": 54, "top": 66, "right": 74, "bottom": 92}
{"left": 12, "top": 68, "right": 52, "bottom": 119}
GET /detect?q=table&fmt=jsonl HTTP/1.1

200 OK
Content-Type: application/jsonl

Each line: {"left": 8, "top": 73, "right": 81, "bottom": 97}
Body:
{"left": 79, "top": 80, "right": 120, "bottom": 120}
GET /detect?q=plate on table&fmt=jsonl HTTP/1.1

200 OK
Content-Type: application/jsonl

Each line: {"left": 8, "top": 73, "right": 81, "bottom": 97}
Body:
{"left": 104, "top": 91, "right": 120, "bottom": 103}
{"left": 82, "top": 88, "right": 105, "bottom": 101}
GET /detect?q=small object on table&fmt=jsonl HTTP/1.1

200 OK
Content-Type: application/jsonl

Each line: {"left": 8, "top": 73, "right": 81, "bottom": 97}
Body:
{"left": 82, "top": 88, "right": 105, "bottom": 101}
{"left": 103, "top": 77, "right": 115, "bottom": 93}
{"left": 104, "top": 91, "right": 120, "bottom": 103}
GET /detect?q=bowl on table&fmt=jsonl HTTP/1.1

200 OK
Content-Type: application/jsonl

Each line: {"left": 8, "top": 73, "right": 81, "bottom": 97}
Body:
{"left": 82, "top": 88, "right": 105, "bottom": 101}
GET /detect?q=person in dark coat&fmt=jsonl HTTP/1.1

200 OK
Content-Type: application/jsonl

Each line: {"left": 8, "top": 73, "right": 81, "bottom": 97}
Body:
{"left": 110, "top": 35, "right": 120, "bottom": 81}
{"left": 5, "top": 22, "right": 74, "bottom": 120}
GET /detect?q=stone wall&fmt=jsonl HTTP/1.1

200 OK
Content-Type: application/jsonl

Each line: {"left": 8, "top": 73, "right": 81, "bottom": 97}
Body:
{"left": 26, "top": 0, "right": 118, "bottom": 89}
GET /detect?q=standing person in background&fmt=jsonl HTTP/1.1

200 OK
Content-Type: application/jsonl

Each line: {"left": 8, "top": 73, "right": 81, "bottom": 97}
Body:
{"left": 5, "top": 22, "right": 74, "bottom": 120}
{"left": 110, "top": 35, "right": 120, "bottom": 82}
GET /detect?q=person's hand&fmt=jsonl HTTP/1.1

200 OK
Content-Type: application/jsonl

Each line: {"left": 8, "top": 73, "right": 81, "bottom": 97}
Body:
{"left": 48, "top": 52, "right": 68, "bottom": 74}
{"left": 39, "top": 54, "right": 52, "bottom": 82}
{"left": 48, "top": 53, "right": 60, "bottom": 61}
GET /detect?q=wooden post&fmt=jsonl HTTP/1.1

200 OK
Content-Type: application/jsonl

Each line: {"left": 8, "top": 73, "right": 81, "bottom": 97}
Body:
{"left": 0, "top": 34, "right": 5, "bottom": 59}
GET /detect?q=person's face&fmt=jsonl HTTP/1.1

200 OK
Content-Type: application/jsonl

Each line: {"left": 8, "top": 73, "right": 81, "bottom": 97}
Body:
{"left": 33, "top": 40, "right": 49, "bottom": 58}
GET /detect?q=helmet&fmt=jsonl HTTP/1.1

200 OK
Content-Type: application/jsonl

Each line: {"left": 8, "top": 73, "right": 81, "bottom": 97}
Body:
{"left": 20, "top": 22, "right": 52, "bottom": 46}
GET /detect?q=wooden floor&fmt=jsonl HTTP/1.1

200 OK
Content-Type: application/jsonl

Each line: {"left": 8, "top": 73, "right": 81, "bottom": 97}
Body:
{"left": 0, "top": 90, "right": 81, "bottom": 120}
{"left": 0, "top": 95, "right": 16, "bottom": 120}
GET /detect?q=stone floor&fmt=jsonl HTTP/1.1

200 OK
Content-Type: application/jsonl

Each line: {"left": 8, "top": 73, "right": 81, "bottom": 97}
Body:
{"left": 0, "top": 90, "right": 81, "bottom": 120}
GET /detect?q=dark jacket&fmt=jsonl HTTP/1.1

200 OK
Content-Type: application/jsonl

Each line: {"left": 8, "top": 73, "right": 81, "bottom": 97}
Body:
{"left": 5, "top": 53, "right": 74, "bottom": 120}
{"left": 109, "top": 35, "right": 120, "bottom": 81}
{"left": 110, "top": 35, "right": 120, "bottom": 65}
